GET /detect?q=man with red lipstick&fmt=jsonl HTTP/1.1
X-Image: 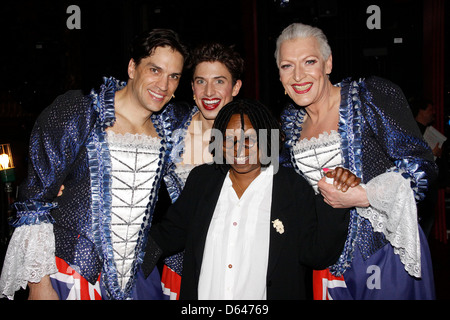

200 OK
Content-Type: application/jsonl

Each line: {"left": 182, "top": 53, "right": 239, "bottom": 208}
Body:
{"left": 160, "top": 42, "right": 244, "bottom": 299}
{"left": 191, "top": 49, "right": 242, "bottom": 120}
{"left": 183, "top": 42, "right": 243, "bottom": 165}
{"left": 0, "top": 29, "right": 190, "bottom": 300}
{"left": 277, "top": 23, "right": 437, "bottom": 300}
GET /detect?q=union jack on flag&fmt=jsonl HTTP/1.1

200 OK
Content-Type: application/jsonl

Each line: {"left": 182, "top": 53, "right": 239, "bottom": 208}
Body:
{"left": 50, "top": 257, "right": 102, "bottom": 300}
{"left": 313, "top": 269, "right": 347, "bottom": 300}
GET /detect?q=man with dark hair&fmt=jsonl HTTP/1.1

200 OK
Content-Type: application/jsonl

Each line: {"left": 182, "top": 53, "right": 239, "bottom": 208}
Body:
{"left": 158, "top": 41, "right": 245, "bottom": 299}
{"left": 156, "top": 41, "right": 245, "bottom": 300}
{"left": 410, "top": 97, "right": 436, "bottom": 133}
{"left": 0, "top": 29, "right": 190, "bottom": 300}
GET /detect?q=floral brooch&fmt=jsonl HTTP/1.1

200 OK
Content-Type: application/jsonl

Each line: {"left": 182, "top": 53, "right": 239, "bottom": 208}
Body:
{"left": 272, "top": 219, "right": 284, "bottom": 234}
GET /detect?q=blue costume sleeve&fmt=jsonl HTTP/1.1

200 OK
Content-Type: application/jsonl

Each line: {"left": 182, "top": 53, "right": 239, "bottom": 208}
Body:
{"left": 11, "top": 90, "right": 94, "bottom": 226}
{"left": 359, "top": 76, "right": 438, "bottom": 201}
{"left": 163, "top": 164, "right": 185, "bottom": 203}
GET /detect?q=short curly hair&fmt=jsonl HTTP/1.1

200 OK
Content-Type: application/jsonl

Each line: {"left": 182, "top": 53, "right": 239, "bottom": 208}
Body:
{"left": 188, "top": 42, "right": 244, "bottom": 85}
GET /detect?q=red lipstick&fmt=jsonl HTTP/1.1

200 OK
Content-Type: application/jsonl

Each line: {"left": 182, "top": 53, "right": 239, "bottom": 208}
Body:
{"left": 201, "top": 98, "right": 222, "bottom": 110}
{"left": 292, "top": 82, "right": 313, "bottom": 94}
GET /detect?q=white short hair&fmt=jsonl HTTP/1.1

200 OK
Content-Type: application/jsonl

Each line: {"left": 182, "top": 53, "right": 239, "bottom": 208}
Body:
{"left": 274, "top": 23, "right": 332, "bottom": 66}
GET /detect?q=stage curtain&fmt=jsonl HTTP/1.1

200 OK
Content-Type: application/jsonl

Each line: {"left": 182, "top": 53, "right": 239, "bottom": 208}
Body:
{"left": 423, "top": 0, "right": 447, "bottom": 243}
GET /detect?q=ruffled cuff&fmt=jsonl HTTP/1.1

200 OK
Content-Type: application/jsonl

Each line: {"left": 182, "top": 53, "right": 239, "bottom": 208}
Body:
{"left": 356, "top": 171, "right": 421, "bottom": 278}
{"left": 0, "top": 224, "right": 58, "bottom": 299}
{"left": 10, "top": 200, "right": 56, "bottom": 227}
{"left": 389, "top": 159, "right": 429, "bottom": 202}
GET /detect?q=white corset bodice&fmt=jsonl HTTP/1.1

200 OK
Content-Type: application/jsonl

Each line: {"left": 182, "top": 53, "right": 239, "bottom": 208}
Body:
{"left": 107, "top": 131, "right": 161, "bottom": 290}
{"left": 291, "top": 130, "right": 342, "bottom": 194}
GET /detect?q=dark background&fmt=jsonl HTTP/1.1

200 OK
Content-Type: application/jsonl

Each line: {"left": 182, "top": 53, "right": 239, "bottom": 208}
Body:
{"left": 0, "top": 0, "right": 448, "bottom": 299}
{"left": 1, "top": 0, "right": 448, "bottom": 183}
{"left": 0, "top": 0, "right": 444, "bottom": 114}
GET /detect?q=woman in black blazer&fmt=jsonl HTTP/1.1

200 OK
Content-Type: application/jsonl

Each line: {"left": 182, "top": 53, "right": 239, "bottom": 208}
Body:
{"left": 143, "top": 99, "right": 354, "bottom": 300}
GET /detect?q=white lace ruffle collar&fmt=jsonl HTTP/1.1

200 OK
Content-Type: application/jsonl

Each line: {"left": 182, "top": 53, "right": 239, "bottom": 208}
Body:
{"left": 106, "top": 130, "right": 161, "bottom": 150}
{"left": 294, "top": 130, "right": 340, "bottom": 149}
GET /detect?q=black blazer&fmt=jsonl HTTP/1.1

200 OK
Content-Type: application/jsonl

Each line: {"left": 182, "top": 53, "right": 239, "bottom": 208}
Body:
{"left": 143, "top": 164, "right": 349, "bottom": 300}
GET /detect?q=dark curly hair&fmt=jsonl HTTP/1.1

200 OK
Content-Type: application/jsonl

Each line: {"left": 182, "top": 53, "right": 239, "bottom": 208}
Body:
{"left": 188, "top": 42, "right": 244, "bottom": 85}
{"left": 130, "top": 29, "right": 189, "bottom": 66}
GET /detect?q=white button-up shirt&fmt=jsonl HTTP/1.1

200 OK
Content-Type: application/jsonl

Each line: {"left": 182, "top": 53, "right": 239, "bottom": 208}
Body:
{"left": 198, "top": 166, "right": 273, "bottom": 300}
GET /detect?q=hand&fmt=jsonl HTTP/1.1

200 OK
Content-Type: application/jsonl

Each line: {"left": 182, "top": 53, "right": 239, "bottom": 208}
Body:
{"left": 432, "top": 143, "right": 442, "bottom": 158}
{"left": 325, "top": 167, "right": 361, "bottom": 192}
{"left": 57, "top": 185, "right": 65, "bottom": 197}
{"left": 318, "top": 177, "right": 369, "bottom": 209}
{"left": 28, "top": 275, "right": 59, "bottom": 300}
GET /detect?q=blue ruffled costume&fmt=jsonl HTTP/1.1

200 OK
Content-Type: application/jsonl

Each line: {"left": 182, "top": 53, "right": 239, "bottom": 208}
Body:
{"left": 280, "top": 77, "right": 437, "bottom": 299}
{"left": 10, "top": 77, "right": 191, "bottom": 299}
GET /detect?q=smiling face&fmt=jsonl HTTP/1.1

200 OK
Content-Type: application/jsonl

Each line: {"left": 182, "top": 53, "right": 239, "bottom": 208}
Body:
{"left": 278, "top": 37, "right": 332, "bottom": 108}
{"left": 223, "top": 114, "right": 260, "bottom": 174}
{"left": 192, "top": 61, "right": 242, "bottom": 120}
{"left": 128, "top": 46, "right": 184, "bottom": 114}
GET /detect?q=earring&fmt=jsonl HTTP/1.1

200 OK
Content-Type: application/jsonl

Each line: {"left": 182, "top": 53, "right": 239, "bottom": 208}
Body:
{"left": 172, "top": 94, "right": 175, "bottom": 98}
{"left": 193, "top": 95, "right": 196, "bottom": 101}
{"left": 284, "top": 90, "right": 287, "bottom": 95}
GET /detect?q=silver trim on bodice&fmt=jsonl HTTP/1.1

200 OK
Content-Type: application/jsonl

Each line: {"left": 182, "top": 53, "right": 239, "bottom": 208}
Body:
{"left": 291, "top": 130, "right": 342, "bottom": 194}
{"left": 107, "top": 131, "right": 161, "bottom": 290}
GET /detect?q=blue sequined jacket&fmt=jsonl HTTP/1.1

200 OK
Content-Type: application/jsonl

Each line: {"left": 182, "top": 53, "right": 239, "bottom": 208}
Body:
{"left": 11, "top": 77, "right": 191, "bottom": 298}
{"left": 280, "top": 76, "right": 438, "bottom": 275}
